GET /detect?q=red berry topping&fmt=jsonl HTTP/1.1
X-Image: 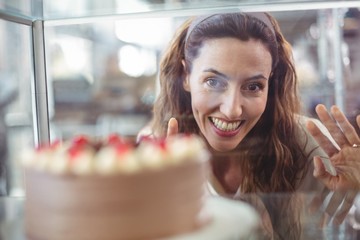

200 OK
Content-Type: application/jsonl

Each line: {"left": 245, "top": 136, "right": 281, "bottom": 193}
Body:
{"left": 114, "top": 143, "right": 132, "bottom": 156}
{"left": 50, "top": 139, "right": 61, "bottom": 149}
{"left": 156, "top": 138, "right": 167, "bottom": 151}
{"left": 35, "top": 145, "right": 45, "bottom": 152}
{"left": 72, "top": 135, "right": 89, "bottom": 147}
{"left": 139, "top": 136, "right": 167, "bottom": 151}
{"left": 138, "top": 135, "right": 153, "bottom": 143}
{"left": 68, "top": 145, "right": 86, "bottom": 161}
{"left": 107, "top": 133, "right": 124, "bottom": 146}
{"left": 35, "top": 140, "right": 60, "bottom": 152}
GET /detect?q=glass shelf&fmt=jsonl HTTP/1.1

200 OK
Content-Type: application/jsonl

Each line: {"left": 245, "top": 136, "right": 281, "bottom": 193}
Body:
{"left": 1, "top": 0, "right": 360, "bottom": 25}
{"left": 1, "top": 194, "right": 359, "bottom": 239}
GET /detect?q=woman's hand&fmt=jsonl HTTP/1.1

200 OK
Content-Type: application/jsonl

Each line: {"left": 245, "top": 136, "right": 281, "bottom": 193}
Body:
{"left": 167, "top": 117, "right": 179, "bottom": 137}
{"left": 137, "top": 117, "right": 179, "bottom": 142}
{"left": 306, "top": 104, "right": 360, "bottom": 191}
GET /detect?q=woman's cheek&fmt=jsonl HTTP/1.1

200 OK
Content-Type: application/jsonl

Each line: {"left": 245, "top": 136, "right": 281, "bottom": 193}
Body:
{"left": 191, "top": 91, "right": 220, "bottom": 113}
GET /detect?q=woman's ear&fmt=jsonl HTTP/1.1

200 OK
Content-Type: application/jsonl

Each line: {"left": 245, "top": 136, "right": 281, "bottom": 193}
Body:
{"left": 182, "top": 59, "right": 190, "bottom": 92}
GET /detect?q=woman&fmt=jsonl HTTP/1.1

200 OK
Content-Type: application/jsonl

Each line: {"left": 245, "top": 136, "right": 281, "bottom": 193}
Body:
{"left": 143, "top": 12, "right": 357, "bottom": 238}
{"left": 152, "top": 12, "right": 317, "bottom": 191}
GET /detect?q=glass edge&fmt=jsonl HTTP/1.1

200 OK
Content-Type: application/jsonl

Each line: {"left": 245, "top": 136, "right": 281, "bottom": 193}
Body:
{"left": 1, "top": 0, "right": 360, "bottom": 26}
{"left": 44, "top": 1, "right": 360, "bottom": 26}
{"left": 0, "top": 9, "right": 33, "bottom": 26}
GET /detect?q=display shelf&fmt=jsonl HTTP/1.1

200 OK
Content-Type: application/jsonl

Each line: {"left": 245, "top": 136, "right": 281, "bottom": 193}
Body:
{"left": 44, "top": 1, "right": 360, "bottom": 27}
{"left": 1, "top": 194, "right": 358, "bottom": 239}
{"left": 1, "top": 0, "right": 360, "bottom": 25}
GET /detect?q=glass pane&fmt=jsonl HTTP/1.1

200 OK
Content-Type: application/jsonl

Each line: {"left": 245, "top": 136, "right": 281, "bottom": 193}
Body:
{"left": 45, "top": 17, "right": 177, "bottom": 140}
{"left": 45, "top": 7, "right": 360, "bottom": 142}
{"left": 1, "top": 2, "right": 360, "bottom": 239}
{"left": 282, "top": 8, "right": 360, "bottom": 128}
{"left": 0, "top": 20, "right": 34, "bottom": 196}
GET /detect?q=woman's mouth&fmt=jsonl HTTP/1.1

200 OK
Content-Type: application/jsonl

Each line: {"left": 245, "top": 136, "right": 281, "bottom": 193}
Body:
{"left": 209, "top": 117, "right": 243, "bottom": 132}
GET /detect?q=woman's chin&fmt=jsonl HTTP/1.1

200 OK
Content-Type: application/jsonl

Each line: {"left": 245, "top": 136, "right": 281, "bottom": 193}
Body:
{"left": 209, "top": 142, "right": 239, "bottom": 153}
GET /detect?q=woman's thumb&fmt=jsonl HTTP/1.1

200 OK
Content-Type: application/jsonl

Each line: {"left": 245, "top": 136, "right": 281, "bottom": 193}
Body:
{"left": 167, "top": 117, "right": 179, "bottom": 137}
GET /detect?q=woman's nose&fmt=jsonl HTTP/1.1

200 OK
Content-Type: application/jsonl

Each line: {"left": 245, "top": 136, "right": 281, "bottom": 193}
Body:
{"left": 220, "top": 91, "right": 243, "bottom": 119}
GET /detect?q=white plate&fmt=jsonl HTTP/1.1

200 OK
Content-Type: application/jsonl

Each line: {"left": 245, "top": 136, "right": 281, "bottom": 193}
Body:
{"left": 168, "top": 196, "right": 260, "bottom": 240}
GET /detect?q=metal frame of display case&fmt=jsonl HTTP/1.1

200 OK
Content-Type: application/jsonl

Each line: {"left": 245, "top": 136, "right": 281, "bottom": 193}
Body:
{"left": 1, "top": 0, "right": 360, "bottom": 147}
{"left": 0, "top": 10, "right": 50, "bottom": 147}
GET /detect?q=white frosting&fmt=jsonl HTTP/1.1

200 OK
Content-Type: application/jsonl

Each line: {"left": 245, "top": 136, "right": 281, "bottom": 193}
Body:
{"left": 22, "top": 134, "right": 208, "bottom": 175}
{"left": 49, "top": 154, "right": 70, "bottom": 174}
{"left": 71, "top": 150, "right": 96, "bottom": 175}
{"left": 118, "top": 152, "right": 141, "bottom": 173}
{"left": 47, "top": 144, "right": 70, "bottom": 174}
{"left": 136, "top": 142, "right": 167, "bottom": 169}
{"left": 95, "top": 147, "right": 119, "bottom": 175}
{"left": 167, "top": 135, "right": 209, "bottom": 163}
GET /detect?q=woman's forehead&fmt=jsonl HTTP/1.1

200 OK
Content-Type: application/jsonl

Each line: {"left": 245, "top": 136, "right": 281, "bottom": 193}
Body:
{"left": 192, "top": 38, "right": 273, "bottom": 75}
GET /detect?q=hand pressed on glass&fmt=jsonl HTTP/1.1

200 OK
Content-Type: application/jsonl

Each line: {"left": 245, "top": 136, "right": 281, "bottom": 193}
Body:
{"left": 307, "top": 104, "right": 360, "bottom": 191}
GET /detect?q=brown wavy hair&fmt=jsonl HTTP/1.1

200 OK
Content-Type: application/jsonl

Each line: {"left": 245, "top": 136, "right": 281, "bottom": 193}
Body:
{"left": 151, "top": 12, "right": 309, "bottom": 193}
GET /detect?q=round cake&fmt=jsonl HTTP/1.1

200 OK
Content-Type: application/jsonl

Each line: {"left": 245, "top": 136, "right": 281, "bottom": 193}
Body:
{"left": 22, "top": 134, "right": 210, "bottom": 240}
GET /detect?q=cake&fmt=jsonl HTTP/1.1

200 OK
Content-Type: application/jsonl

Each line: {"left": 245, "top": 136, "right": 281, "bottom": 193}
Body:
{"left": 22, "top": 134, "right": 211, "bottom": 240}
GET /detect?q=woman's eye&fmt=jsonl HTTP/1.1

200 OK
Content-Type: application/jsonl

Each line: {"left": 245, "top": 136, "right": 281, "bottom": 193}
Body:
{"left": 245, "top": 83, "right": 263, "bottom": 92}
{"left": 206, "top": 78, "right": 227, "bottom": 90}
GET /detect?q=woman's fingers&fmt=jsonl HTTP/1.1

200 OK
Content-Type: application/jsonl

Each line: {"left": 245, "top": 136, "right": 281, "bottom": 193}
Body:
{"left": 332, "top": 190, "right": 358, "bottom": 225}
{"left": 167, "top": 117, "right": 179, "bottom": 137}
{"left": 330, "top": 105, "right": 360, "bottom": 147}
{"left": 313, "top": 156, "right": 329, "bottom": 180}
{"left": 313, "top": 156, "right": 340, "bottom": 190}
{"left": 313, "top": 156, "right": 324, "bottom": 178}
{"left": 315, "top": 104, "right": 348, "bottom": 147}
{"left": 136, "top": 124, "right": 153, "bottom": 143}
{"left": 309, "top": 187, "right": 331, "bottom": 214}
{"left": 356, "top": 115, "right": 360, "bottom": 129}
{"left": 314, "top": 147, "right": 360, "bottom": 191}
{"left": 306, "top": 120, "right": 339, "bottom": 157}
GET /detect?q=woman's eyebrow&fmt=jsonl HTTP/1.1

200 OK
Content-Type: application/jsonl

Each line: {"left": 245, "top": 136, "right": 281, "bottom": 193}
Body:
{"left": 203, "top": 68, "right": 268, "bottom": 82}
{"left": 203, "top": 68, "right": 229, "bottom": 79}
{"left": 246, "top": 74, "right": 268, "bottom": 81}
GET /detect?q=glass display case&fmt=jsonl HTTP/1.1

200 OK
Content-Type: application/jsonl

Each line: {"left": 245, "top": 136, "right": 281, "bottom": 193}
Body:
{"left": 0, "top": 0, "right": 360, "bottom": 198}
{"left": 1, "top": 1, "right": 360, "bottom": 239}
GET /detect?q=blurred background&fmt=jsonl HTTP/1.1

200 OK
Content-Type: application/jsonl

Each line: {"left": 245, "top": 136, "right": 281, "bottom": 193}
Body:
{"left": 0, "top": 0, "right": 360, "bottom": 196}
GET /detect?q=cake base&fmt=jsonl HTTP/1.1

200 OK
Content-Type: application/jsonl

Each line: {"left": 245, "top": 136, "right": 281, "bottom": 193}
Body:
{"left": 25, "top": 159, "right": 209, "bottom": 240}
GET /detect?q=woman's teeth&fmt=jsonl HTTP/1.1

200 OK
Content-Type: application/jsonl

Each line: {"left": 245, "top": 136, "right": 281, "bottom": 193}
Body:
{"left": 211, "top": 117, "right": 241, "bottom": 131}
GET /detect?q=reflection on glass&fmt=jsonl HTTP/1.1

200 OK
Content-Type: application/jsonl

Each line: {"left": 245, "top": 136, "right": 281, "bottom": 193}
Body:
{"left": 118, "top": 45, "right": 157, "bottom": 77}
{"left": 45, "top": 18, "right": 171, "bottom": 141}
{"left": 0, "top": 19, "right": 34, "bottom": 197}
{"left": 43, "top": 7, "right": 360, "bottom": 146}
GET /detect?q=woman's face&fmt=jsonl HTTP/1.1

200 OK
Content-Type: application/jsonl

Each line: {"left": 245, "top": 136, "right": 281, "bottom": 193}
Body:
{"left": 183, "top": 37, "right": 272, "bottom": 152}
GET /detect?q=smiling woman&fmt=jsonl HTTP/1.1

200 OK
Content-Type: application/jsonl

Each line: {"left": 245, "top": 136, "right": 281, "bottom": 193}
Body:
{"left": 182, "top": 37, "right": 271, "bottom": 152}
{"left": 141, "top": 12, "right": 356, "bottom": 239}
{"left": 151, "top": 12, "right": 303, "bottom": 193}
